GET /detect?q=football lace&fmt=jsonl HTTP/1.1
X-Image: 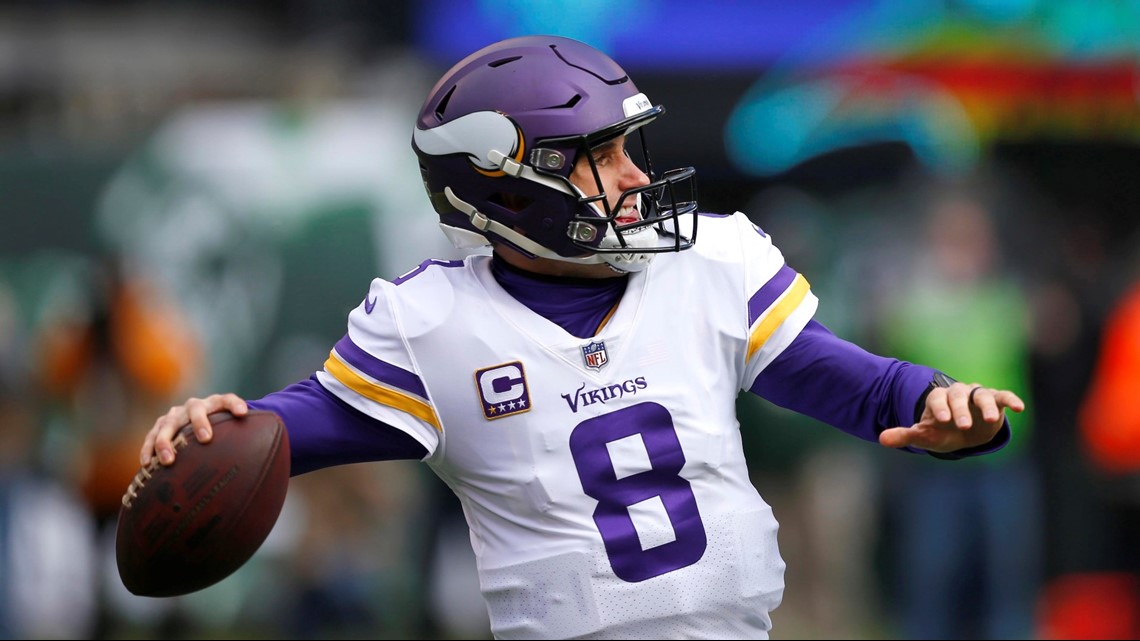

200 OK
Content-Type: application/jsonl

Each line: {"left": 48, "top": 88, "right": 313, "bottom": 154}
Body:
{"left": 121, "top": 430, "right": 191, "bottom": 509}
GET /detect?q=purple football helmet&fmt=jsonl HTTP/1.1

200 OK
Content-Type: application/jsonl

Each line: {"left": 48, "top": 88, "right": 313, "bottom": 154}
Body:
{"left": 412, "top": 35, "right": 697, "bottom": 272}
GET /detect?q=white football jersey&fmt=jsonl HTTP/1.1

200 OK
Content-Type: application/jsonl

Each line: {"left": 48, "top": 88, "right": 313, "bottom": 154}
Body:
{"left": 316, "top": 212, "right": 818, "bottom": 639}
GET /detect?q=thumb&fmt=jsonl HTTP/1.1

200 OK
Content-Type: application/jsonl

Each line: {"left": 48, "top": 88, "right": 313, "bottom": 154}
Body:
{"left": 878, "top": 426, "right": 914, "bottom": 449}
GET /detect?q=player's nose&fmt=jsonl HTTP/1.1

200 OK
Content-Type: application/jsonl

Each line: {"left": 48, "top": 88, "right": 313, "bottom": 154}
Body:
{"left": 619, "top": 154, "right": 651, "bottom": 189}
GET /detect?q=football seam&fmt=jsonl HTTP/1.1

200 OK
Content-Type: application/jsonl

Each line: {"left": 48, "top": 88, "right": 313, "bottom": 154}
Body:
{"left": 121, "top": 428, "right": 193, "bottom": 509}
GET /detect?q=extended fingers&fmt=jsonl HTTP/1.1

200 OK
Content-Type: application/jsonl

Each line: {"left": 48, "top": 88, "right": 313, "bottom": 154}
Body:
{"left": 966, "top": 387, "right": 1026, "bottom": 423}
{"left": 891, "top": 383, "right": 1025, "bottom": 454}
{"left": 947, "top": 384, "right": 977, "bottom": 429}
{"left": 929, "top": 383, "right": 978, "bottom": 429}
{"left": 968, "top": 386, "right": 1000, "bottom": 423}
{"left": 139, "top": 393, "right": 249, "bottom": 467}
{"left": 159, "top": 400, "right": 201, "bottom": 464}
{"left": 994, "top": 389, "right": 1026, "bottom": 413}
{"left": 924, "top": 383, "right": 987, "bottom": 430}
{"left": 142, "top": 404, "right": 189, "bottom": 466}
{"left": 925, "top": 386, "right": 953, "bottom": 423}
{"left": 186, "top": 397, "right": 215, "bottom": 443}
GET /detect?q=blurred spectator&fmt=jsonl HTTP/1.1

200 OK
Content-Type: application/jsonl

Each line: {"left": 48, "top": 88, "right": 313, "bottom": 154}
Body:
{"left": 0, "top": 272, "right": 100, "bottom": 639}
{"left": 284, "top": 461, "right": 428, "bottom": 639}
{"left": 1080, "top": 280, "right": 1140, "bottom": 477}
{"left": 1037, "top": 572, "right": 1140, "bottom": 640}
{"left": 877, "top": 183, "right": 1041, "bottom": 640}
{"left": 28, "top": 257, "right": 206, "bottom": 637}
{"left": 0, "top": 387, "right": 100, "bottom": 639}
{"left": 1048, "top": 270, "right": 1140, "bottom": 639}
{"left": 1022, "top": 201, "right": 1125, "bottom": 639}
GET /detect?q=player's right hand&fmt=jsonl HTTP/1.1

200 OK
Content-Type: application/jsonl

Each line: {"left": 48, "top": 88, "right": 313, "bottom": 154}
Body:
{"left": 140, "top": 393, "right": 249, "bottom": 467}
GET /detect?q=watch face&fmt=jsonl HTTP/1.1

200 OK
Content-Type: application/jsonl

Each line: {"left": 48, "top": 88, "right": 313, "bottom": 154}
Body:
{"left": 932, "top": 371, "right": 958, "bottom": 388}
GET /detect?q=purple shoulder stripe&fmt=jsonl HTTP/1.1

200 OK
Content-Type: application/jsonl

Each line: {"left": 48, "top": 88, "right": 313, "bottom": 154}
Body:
{"left": 392, "top": 258, "right": 465, "bottom": 285}
{"left": 748, "top": 264, "right": 796, "bottom": 326}
{"left": 333, "top": 334, "right": 428, "bottom": 398}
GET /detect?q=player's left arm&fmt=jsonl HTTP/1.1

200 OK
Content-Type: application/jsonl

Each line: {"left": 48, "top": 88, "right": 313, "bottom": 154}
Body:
{"left": 749, "top": 319, "right": 1021, "bottom": 457}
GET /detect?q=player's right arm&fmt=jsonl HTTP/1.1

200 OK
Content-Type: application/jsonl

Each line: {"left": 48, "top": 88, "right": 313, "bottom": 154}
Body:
{"left": 140, "top": 393, "right": 249, "bottom": 466}
{"left": 139, "top": 380, "right": 429, "bottom": 473}
{"left": 141, "top": 276, "right": 436, "bottom": 471}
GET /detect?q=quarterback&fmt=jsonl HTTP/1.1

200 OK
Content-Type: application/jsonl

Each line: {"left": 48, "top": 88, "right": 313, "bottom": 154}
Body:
{"left": 140, "top": 36, "right": 1024, "bottom": 639}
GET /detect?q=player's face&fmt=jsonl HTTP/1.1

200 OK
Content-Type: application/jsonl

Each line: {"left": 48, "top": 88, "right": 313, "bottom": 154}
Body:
{"left": 570, "top": 135, "right": 651, "bottom": 224}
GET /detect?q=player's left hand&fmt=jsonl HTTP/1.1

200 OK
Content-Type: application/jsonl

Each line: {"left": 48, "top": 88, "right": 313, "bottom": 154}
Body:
{"left": 878, "top": 382, "right": 1025, "bottom": 453}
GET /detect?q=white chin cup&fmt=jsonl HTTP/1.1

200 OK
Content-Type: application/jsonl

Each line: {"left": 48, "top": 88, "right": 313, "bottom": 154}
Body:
{"left": 584, "top": 194, "right": 652, "bottom": 273}
{"left": 598, "top": 224, "right": 659, "bottom": 273}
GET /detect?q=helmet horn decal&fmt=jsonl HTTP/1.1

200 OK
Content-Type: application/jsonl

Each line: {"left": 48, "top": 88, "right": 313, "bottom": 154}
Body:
{"left": 413, "top": 111, "right": 524, "bottom": 176}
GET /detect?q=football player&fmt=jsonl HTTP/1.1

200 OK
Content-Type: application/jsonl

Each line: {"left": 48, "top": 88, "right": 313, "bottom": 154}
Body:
{"left": 140, "top": 36, "right": 1024, "bottom": 639}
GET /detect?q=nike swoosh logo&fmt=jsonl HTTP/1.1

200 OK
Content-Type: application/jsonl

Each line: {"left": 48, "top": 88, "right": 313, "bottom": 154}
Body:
{"left": 364, "top": 296, "right": 377, "bottom": 314}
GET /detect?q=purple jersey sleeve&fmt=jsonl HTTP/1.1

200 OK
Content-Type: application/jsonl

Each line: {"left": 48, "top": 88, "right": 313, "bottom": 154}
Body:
{"left": 248, "top": 375, "right": 427, "bottom": 476}
{"left": 749, "top": 319, "right": 1009, "bottom": 456}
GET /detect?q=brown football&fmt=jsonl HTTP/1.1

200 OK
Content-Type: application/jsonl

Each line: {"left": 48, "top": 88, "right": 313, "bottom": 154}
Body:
{"left": 115, "top": 410, "right": 290, "bottom": 597}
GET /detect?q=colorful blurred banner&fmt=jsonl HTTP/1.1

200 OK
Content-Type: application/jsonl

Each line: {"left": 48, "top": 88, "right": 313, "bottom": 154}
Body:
{"left": 414, "top": 0, "right": 1140, "bottom": 175}
{"left": 725, "top": 0, "right": 1140, "bottom": 174}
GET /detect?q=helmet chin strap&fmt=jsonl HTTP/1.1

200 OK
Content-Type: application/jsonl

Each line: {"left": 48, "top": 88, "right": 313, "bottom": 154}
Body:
{"left": 444, "top": 188, "right": 608, "bottom": 266}
{"left": 442, "top": 188, "right": 660, "bottom": 273}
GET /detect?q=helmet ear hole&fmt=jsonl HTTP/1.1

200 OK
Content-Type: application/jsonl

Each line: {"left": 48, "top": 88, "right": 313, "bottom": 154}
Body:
{"left": 489, "top": 193, "right": 534, "bottom": 213}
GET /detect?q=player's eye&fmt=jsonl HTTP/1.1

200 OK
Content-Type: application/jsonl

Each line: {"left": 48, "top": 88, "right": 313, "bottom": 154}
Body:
{"left": 589, "top": 136, "right": 629, "bottom": 169}
{"left": 593, "top": 148, "right": 621, "bottom": 167}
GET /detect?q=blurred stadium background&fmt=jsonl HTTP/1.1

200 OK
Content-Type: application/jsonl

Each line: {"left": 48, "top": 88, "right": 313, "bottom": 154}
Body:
{"left": 2, "top": 1, "right": 1139, "bottom": 639}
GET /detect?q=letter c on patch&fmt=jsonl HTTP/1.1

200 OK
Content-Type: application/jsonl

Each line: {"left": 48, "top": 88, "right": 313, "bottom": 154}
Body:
{"left": 474, "top": 361, "right": 531, "bottom": 420}
{"left": 479, "top": 364, "right": 524, "bottom": 403}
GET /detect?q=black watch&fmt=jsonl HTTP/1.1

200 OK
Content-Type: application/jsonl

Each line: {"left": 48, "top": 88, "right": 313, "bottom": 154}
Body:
{"left": 931, "top": 371, "right": 957, "bottom": 389}
{"left": 916, "top": 371, "right": 958, "bottom": 423}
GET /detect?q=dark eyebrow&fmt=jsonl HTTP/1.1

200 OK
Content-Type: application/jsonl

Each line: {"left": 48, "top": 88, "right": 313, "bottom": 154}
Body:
{"left": 590, "top": 138, "right": 623, "bottom": 156}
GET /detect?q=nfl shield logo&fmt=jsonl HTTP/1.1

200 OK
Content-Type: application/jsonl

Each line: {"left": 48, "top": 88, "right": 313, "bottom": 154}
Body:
{"left": 581, "top": 340, "right": 609, "bottom": 370}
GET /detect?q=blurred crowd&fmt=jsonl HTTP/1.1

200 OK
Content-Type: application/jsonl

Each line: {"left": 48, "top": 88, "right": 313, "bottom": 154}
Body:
{"left": 3, "top": 2, "right": 1140, "bottom": 640}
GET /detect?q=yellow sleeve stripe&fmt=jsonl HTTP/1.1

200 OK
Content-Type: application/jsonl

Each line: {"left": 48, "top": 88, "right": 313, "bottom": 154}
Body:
{"left": 323, "top": 352, "right": 442, "bottom": 431}
{"left": 747, "top": 273, "right": 810, "bottom": 361}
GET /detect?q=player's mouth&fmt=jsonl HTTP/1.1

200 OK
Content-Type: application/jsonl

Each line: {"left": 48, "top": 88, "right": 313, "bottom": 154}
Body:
{"left": 616, "top": 205, "right": 641, "bottom": 226}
